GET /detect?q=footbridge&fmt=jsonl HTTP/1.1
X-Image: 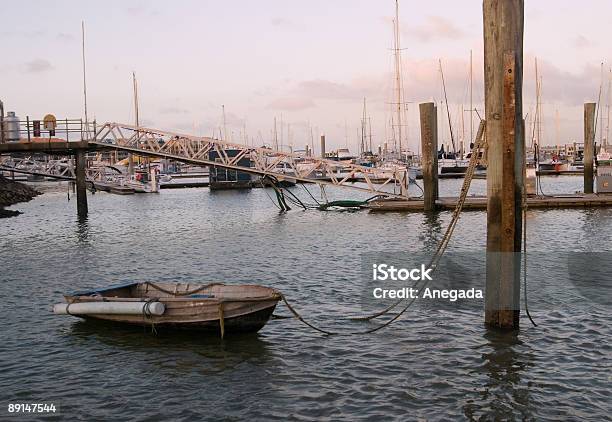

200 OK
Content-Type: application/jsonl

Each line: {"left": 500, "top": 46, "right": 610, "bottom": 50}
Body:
{"left": 90, "top": 122, "right": 410, "bottom": 198}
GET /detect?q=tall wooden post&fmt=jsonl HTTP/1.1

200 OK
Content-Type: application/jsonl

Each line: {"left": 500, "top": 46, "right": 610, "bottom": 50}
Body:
{"left": 320, "top": 134, "right": 326, "bottom": 177}
{"left": 483, "top": 0, "right": 524, "bottom": 329}
{"left": 419, "top": 102, "right": 439, "bottom": 211}
{"left": 320, "top": 134, "right": 326, "bottom": 158}
{"left": 0, "top": 100, "right": 4, "bottom": 144}
{"left": 75, "top": 149, "right": 88, "bottom": 216}
{"left": 584, "top": 102, "right": 596, "bottom": 194}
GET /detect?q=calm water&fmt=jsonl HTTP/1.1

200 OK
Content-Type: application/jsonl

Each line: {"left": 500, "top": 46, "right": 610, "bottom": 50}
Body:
{"left": 1, "top": 177, "right": 610, "bottom": 421}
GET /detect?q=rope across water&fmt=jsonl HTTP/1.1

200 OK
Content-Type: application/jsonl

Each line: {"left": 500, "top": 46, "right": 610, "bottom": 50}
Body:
{"left": 280, "top": 125, "right": 488, "bottom": 335}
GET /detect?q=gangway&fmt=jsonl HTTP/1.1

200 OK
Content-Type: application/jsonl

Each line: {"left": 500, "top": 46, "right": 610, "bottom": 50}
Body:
{"left": 92, "top": 122, "right": 410, "bottom": 198}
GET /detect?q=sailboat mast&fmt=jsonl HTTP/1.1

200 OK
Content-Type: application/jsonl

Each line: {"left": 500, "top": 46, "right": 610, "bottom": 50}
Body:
{"left": 534, "top": 57, "right": 540, "bottom": 149}
{"left": 222, "top": 105, "right": 227, "bottom": 141}
{"left": 280, "top": 114, "right": 284, "bottom": 149}
{"left": 596, "top": 62, "right": 604, "bottom": 145}
{"left": 273, "top": 117, "right": 278, "bottom": 150}
{"left": 606, "top": 68, "right": 611, "bottom": 147}
{"left": 309, "top": 123, "right": 315, "bottom": 156}
{"left": 393, "top": 0, "right": 403, "bottom": 156}
{"left": 538, "top": 76, "right": 542, "bottom": 148}
{"left": 81, "top": 21, "right": 89, "bottom": 135}
{"left": 470, "top": 49, "right": 473, "bottom": 144}
{"left": 555, "top": 109, "right": 560, "bottom": 147}
{"left": 361, "top": 97, "right": 367, "bottom": 154}
{"left": 368, "top": 117, "right": 373, "bottom": 153}
{"left": 439, "top": 59, "right": 456, "bottom": 154}
{"left": 460, "top": 103, "right": 465, "bottom": 159}
{"left": 344, "top": 119, "right": 349, "bottom": 149}
{"left": 132, "top": 72, "right": 139, "bottom": 127}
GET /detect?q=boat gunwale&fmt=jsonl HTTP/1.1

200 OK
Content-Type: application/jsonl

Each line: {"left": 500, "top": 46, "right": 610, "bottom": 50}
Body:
{"left": 64, "top": 295, "right": 281, "bottom": 304}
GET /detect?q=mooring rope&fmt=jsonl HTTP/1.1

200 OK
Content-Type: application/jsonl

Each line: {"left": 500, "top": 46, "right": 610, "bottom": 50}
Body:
{"left": 522, "top": 201, "right": 538, "bottom": 327}
{"left": 351, "top": 122, "right": 486, "bottom": 322}
{"left": 281, "top": 123, "right": 486, "bottom": 334}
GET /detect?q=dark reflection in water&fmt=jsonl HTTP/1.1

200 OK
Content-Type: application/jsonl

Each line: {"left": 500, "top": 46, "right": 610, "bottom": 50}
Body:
{"left": 76, "top": 215, "right": 90, "bottom": 242}
{"left": 67, "top": 320, "right": 273, "bottom": 374}
{"left": 421, "top": 210, "right": 443, "bottom": 252}
{"left": 464, "top": 330, "right": 534, "bottom": 420}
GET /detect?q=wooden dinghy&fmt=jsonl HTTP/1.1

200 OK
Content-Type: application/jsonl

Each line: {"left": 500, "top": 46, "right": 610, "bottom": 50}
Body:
{"left": 53, "top": 282, "right": 281, "bottom": 338}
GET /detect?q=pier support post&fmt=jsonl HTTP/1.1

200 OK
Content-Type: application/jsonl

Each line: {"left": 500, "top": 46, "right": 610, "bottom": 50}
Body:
{"left": 483, "top": 0, "right": 524, "bottom": 329}
{"left": 75, "top": 149, "right": 88, "bottom": 216}
{"left": 320, "top": 134, "right": 326, "bottom": 158}
{"left": 128, "top": 154, "right": 134, "bottom": 176}
{"left": 584, "top": 102, "right": 596, "bottom": 194}
{"left": 0, "top": 100, "right": 4, "bottom": 144}
{"left": 419, "top": 102, "right": 439, "bottom": 211}
{"left": 320, "top": 134, "right": 326, "bottom": 177}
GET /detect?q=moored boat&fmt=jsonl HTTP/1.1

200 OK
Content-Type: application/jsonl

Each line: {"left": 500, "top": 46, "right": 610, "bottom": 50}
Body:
{"left": 53, "top": 282, "right": 281, "bottom": 337}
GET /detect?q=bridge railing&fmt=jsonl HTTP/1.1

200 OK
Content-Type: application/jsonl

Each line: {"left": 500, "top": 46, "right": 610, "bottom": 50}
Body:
{"left": 93, "top": 122, "right": 411, "bottom": 198}
{"left": 1, "top": 117, "right": 97, "bottom": 143}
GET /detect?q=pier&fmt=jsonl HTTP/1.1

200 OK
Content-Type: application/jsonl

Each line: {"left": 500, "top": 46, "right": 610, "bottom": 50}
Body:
{"left": 366, "top": 193, "right": 612, "bottom": 211}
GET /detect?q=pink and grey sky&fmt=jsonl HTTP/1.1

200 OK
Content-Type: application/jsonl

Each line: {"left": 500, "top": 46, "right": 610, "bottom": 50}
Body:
{"left": 2, "top": 0, "right": 611, "bottom": 151}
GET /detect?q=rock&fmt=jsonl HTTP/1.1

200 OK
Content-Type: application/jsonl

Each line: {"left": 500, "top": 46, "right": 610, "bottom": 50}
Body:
{"left": 0, "top": 175, "right": 42, "bottom": 217}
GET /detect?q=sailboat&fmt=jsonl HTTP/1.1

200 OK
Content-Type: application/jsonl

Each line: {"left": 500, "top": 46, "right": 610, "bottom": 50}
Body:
{"left": 121, "top": 72, "right": 160, "bottom": 193}
{"left": 437, "top": 59, "right": 470, "bottom": 176}
{"left": 387, "top": 0, "right": 407, "bottom": 163}
{"left": 597, "top": 67, "right": 612, "bottom": 164}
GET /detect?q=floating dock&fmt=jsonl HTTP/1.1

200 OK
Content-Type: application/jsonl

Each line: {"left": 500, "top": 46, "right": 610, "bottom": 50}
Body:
{"left": 93, "top": 181, "right": 135, "bottom": 195}
{"left": 366, "top": 194, "right": 612, "bottom": 212}
{"left": 160, "top": 181, "right": 209, "bottom": 189}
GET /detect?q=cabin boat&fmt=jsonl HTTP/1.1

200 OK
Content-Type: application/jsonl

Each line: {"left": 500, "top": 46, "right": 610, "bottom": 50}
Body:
{"left": 121, "top": 169, "right": 159, "bottom": 193}
{"left": 53, "top": 282, "right": 281, "bottom": 338}
{"left": 438, "top": 158, "right": 469, "bottom": 175}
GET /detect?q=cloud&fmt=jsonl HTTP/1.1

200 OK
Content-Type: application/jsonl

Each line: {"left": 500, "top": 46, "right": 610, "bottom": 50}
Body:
{"left": 271, "top": 17, "right": 290, "bottom": 27}
{"left": 404, "top": 16, "right": 466, "bottom": 42}
{"left": 270, "top": 17, "right": 304, "bottom": 30}
{"left": 572, "top": 35, "right": 592, "bottom": 49}
{"left": 267, "top": 97, "right": 316, "bottom": 111}
{"left": 523, "top": 55, "right": 601, "bottom": 106}
{"left": 0, "top": 30, "right": 46, "bottom": 39}
{"left": 57, "top": 32, "right": 74, "bottom": 42}
{"left": 160, "top": 106, "right": 190, "bottom": 115}
{"left": 23, "top": 59, "right": 53, "bottom": 73}
{"left": 126, "top": 3, "right": 158, "bottom": 17}
{"left": 293, "top": 79, "right": 382, "bottom": 102}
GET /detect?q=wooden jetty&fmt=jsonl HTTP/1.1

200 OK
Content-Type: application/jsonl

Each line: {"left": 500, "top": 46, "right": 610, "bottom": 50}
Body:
{"left": 159, "top": 181, "right": 209, "bottom": 189}
{"left": 366, "top": 194, "right": 612, "bottom": 212}
{"left": 93, "top": 181, "right": 135, "bottom": 195}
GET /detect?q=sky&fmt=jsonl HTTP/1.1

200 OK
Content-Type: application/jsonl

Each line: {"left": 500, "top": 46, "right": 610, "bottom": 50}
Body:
{"left": 2, "top": 0, "right": 611, "bottom": 153}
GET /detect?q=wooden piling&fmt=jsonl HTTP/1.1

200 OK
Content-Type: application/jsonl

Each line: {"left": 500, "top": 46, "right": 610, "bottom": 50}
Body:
{"left": 75, "top": 149, "right": 88, "bottom": 216}
{"left": 320, "top": 135, "right": 326, "bottom": 158}
{"left": 0, "top": 100, "right": 4, "bottom": 144}
{"left": 584, "top": 102, "right": 596, "bottom": 194}
{"left": 419, "top": 102, "right": 439, "bottom": 211}
{"left": 320, "top": 135, "right": 326, "bottom": 177}
{"left": 483, "top": 0, "right": 524, "bottom": 329}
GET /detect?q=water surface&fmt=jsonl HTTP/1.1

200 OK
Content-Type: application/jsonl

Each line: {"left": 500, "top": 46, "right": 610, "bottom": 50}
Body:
{"left": 1, "top": 177, "right": 609, "bottom": 421}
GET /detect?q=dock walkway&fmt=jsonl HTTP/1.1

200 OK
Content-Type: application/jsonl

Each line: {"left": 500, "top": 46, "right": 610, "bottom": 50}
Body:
{"left": 366, "top": 194, "right": 612, "bottom": 211}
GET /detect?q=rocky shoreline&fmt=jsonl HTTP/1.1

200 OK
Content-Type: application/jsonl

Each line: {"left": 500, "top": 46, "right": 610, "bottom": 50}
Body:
{"left": 0, "top": 175, "right": 42, "bottom": 218}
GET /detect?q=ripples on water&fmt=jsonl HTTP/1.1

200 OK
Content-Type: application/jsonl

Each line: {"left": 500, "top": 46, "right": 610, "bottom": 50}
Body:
{"left": 0, "top": 177, "right": 610, "bottom": 421}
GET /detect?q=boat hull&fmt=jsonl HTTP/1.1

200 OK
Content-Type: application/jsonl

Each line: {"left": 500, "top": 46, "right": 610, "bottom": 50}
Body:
{"left": 78, "top": 304, "right": 277, "bottom": 334}
{"left": 55, "top": 282, "right": 281, "bottom": 337}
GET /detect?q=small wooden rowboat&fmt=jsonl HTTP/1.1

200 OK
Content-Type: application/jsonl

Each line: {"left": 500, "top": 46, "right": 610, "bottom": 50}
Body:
{"left": 53, "top": 282, "right": 281, "bottom": 338}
